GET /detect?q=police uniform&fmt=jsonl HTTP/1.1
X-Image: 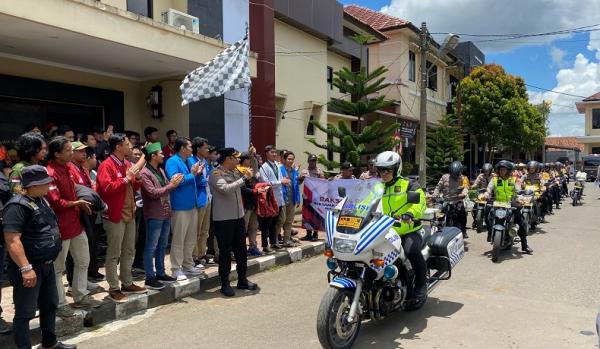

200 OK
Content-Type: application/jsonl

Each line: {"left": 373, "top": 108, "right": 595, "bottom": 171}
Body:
{"left": 433, "top": 174, "right": 469, "bottom": 234}
{"left": 3, "top": 187, "right": 64, "bottom": 347}
{"left": 381, "top": 176, "right": 427, "bottom": 290}
{"left": 208, "top": 148, "right": 256, "bottom": 295}
{"left": 471, "top": 173, "right": 493, "bottom": 190}
{"left": 485, "top": 176, "right": 530, "bottom": 251}
{"left": 522, "top": 172, "right": 551, "bottom": 218}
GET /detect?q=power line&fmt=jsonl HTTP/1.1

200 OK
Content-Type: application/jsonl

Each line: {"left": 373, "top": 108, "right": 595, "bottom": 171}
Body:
{"left": 525, "top": 84, "right": 587, "bottom": 98}
{"left": 430, "top": 23, "right": 600, "bottom": 40}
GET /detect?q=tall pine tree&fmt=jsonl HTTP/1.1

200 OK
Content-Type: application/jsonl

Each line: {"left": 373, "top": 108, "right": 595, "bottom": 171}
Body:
{"left": 308, "top": 64, "right": 398, "bottom": 169}
{"left": 426, "top": 114, "right": 464, "bottom": 186}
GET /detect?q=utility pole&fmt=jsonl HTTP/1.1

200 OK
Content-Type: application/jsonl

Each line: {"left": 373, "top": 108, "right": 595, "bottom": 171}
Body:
{"left": 418, "top": 22, "right": 428, "bottom": 187}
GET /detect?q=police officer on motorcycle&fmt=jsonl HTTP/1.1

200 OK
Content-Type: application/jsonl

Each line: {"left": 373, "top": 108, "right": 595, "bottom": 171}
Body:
{"left": 485, "top": 160, "right": 533, "bottom": 254}
{"left": 521, "top": 161, "right": 548, "bottom": 221}
{"left": 374, "top": 151, "right": 428, "bottom": 309}
{"left": 470, "top": 163, "right": 494, "bottom": 229}
{"left": 432, "top": 161, "right": 469, "bottom": 238}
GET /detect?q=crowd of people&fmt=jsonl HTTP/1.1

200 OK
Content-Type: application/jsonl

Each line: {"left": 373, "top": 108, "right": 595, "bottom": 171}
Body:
{"left": 0, "top": 123, "right": 387, "bottom": 348}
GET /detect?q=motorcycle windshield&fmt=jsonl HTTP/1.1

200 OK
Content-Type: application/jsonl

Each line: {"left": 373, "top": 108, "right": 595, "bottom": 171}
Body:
{"left": 337, "top": 181, "right": 384, "bottom": 234}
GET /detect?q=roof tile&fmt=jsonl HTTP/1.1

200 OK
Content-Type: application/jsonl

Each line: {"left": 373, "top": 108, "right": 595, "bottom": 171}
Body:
{"left": 545, "top": 137, "right": 584, "bottom": 152}
{"left": 344, "top": 4, "right": 410, "bottom": 34}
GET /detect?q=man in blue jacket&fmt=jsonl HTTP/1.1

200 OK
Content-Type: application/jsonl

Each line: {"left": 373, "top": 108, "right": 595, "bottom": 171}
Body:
{"left": 187, "top": 137, "right": 211, "bottom": 267}
{"left": 165, "top": 137, "right": 203, "bottom": 281}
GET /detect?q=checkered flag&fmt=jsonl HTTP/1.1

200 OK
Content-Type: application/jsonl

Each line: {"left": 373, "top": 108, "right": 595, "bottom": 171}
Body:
{"left": 180, "top": 30, "right": 251, "bottom": 106}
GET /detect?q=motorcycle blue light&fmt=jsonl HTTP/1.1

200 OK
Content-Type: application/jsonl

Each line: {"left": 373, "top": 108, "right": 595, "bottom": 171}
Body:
{"left": 326, "top": 258, "right": 337, "bottom": 270}
{"left": 383, "top": 265, "right": 398, "bottom": 280}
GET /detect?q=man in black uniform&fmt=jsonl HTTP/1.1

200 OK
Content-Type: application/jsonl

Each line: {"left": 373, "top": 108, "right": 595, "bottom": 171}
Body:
{"left": 0, "top": 171, "right": 11, "bottom": 335}
{"left": 3, "top": 165, "right": 77, "bottom": 349}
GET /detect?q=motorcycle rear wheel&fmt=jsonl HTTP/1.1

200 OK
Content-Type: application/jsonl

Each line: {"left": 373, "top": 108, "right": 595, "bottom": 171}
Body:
{"left": 317, "top": 288, "right": 361, "bottom": 349}
{"left": 492, "top": 230, "right": 502, "bottom": 263}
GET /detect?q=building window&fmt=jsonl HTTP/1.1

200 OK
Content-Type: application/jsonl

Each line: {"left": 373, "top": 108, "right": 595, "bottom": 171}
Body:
{"left": 408, "top": 51, "right": 416, "bottom": 82}
{"left": 593, "top": 108, "right": 600, "bottom": 129}
{"left": 127, "top": 0, "right": 152, "bottom": 18}
{"left": 306, "top": 115, "right": 315, "bottom": 136}
{"left": 327, "top": 66, "right": 333, "bottom": 90}
{"left": 427, "top": 61, "right": 437, "bottom": 91}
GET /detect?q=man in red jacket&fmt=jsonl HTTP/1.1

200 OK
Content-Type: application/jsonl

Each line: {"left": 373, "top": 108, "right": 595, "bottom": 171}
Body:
{"left": 97, "top": 134, "right": 147, "bottom": 302}
{"left": 46, "top": 137, "right": 102, "bottom": 312}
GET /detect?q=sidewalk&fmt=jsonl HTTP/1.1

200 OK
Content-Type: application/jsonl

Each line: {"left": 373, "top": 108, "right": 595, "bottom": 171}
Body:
{"left": 0, "top": 224, "right": 325, "bottom": 348}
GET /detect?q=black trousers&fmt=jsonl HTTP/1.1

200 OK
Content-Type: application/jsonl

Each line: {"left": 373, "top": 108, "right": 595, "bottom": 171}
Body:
{"left": 401, "top": 231, "right": 427, "bottom": 288}
{"left": 7, "top": 261, "right": 58, "bottom": 349}
{"left": 259, "top": 214, "right": 279, "bottom": 248}
{"left": 455, "top": 203, "right": 468, "bottom": 234}
{"left": 213, "top": 218, "right": 248, "bottom": 285}
{"left": 133, "top": 208, "right": 146, "bottom": 269}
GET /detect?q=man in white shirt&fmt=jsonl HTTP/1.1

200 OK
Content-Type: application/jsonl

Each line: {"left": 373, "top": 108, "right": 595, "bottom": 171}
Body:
{"left": 259, "top": 145, "right": 290, "bottom": 251}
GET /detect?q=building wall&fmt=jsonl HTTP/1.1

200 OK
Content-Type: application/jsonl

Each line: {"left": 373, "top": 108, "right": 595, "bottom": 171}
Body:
{"left": 368, "top": 29, "right": 453, "bottom": 124}
{"left": 0, "top": 56, "right": 188, "bottom": 143}
{"left": 584, "top": 104, "right": 600, "bottom": 136}
{"left": 326, "top": 51, "right": 351, "bottom": 100}
{"left": 275, "top": 19, "right": 328, "bottom": 166}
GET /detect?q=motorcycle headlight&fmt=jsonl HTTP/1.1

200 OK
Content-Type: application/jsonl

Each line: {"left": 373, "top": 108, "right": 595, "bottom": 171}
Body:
{"left": 495, "top": 208, "right": 507, "bottom": 219}
{"left": 334, "top": 238, "right": 357, "bottom": 253}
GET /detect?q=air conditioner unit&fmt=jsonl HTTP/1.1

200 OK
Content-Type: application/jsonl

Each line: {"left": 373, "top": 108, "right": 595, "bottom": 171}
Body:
{"left": 161, "top": 9, "right": 200, "bottom": 34}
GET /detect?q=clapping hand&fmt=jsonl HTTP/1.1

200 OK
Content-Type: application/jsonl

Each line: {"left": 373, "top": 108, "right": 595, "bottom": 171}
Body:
{"left": 170, "top": 173, "right": 184, "bottom": 187}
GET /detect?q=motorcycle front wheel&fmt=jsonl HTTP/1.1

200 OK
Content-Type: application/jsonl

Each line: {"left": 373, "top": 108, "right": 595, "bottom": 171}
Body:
{"left": 476, "top": 210, "right": 484, "bottom": 233}
{"left": 492, "top": 230, "right": 502, "bottom": 263}
{"left": 317, "top": 288, "right": 362, "bottom": 349}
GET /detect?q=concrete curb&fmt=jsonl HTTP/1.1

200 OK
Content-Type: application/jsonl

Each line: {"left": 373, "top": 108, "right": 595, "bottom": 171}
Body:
{"left": 0, "top": 241, "right": 325, "bottom": 348}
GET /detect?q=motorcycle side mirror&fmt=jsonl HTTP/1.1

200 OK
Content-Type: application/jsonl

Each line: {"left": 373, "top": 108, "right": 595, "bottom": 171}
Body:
{"left": 407, "top": 191, "right": 420, "bottom": 204}
{"left": 338, "top": 186, "right": 346, "bottom": 198}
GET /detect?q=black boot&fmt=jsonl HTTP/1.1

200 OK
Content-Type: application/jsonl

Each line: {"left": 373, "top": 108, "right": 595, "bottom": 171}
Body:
{"left": 407, "top": 284, "right": 428, "bottom": 311}
{"left": 237, "top": 276, "right": 258, "bottom": 290}
{"left": 220, "top": 280, "right": 235, "bottom": 297}
{"left": 522, "top": 245, "right": 533, "bottom": 254}
{"left": 462, "top": 230, "right": 469, "bottom": 239}
{"left": 486, "top": 231, "right": 492, "bottom": 242}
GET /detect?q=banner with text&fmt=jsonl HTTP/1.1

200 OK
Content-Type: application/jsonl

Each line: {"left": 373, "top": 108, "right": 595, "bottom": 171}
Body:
{"left": 302, "top": 177, "right": 380, "bottom": 231}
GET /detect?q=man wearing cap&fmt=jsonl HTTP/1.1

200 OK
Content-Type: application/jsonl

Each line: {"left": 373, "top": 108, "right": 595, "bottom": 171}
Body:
{"left": 209, "top": 148, "right": 258, "bottom": 297}
{"left": 46, "top": 137, "right": 101, "bottom": 311}
{"left": 299, "top": 154, "right": 325, "bottom": 242}
{"left": 3, "top": 165, "right": 77, "bottom": 349}
{"left": 359, "top": 159, "right": 380, "bottom": 180}
{"left": 334, "top": 162, "right": 356, "bottom": 180}
{"left": 300, "top": 154, "right": 325, "bottom": 180}
{"left": 69, "top": 141, "right": 105, "bottom": 283}
{"left": 140, "top": 143, "right": 182, "bottom": 290}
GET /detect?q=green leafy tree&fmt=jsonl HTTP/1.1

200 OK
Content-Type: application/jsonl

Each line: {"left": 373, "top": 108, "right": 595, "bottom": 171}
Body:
{"left": 458, "top": 64, "right": 546, "bottom": 161}
{"left": 426, "top": 114, "right": 464, "bottom": 185}
{"left": 308, "top": 64, "right": 397, "bottom": 169}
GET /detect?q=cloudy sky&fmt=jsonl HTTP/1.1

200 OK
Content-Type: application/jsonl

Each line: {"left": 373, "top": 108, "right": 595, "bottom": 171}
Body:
{"left": 340, "top": 0, "right": 600, "bottom": 136}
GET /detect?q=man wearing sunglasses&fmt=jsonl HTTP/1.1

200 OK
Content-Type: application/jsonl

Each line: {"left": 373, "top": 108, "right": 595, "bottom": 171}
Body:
{"left": 375, "top": 151, "right": 428, "bottom": 309}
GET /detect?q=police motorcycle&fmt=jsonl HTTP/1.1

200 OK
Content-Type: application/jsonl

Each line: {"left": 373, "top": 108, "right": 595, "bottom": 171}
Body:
{"left": 317, "top": 181, "right": 464, "bottom": 349}
{"left": 517, "top": 187, "right": 539, "bottom": 235}
{"left": 472, "top": 189, "right": 488, "bottom": 233}
{"left": 571, "top": 171, "right": 587, "bottom": 206}
{"left": 488, "top": 197, "right": 522, "bottom": 263}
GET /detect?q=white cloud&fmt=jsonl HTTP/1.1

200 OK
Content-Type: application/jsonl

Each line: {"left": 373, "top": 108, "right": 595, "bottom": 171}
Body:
{"left": 528, "top": 54, "right": 600, "bottom": 136}
{"left": 380, "top": 0, "right": 600, "bottom": 53}
{"left": 549, "top": 46, "right": 567, "bottom": 67}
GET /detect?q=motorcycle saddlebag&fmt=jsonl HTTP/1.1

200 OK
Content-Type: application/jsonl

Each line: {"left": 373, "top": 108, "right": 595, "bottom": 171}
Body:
{"left": 428, "top": 226, "right": 465, "bottom": 268}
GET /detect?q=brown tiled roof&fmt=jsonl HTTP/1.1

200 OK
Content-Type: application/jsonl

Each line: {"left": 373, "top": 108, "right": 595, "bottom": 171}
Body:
{"left": 344, "top": 4, "right": 410, "bottom": 35}
{"left": 545, "top": 137, "right": 584, "bottom": 151}
{"left": 583, "top": 92, "right": 600, "bottom": 102}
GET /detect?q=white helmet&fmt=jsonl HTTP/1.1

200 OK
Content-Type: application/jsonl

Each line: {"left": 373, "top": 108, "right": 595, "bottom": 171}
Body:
{"left": 374, "top": 151, "right": 402, "bottom": 176}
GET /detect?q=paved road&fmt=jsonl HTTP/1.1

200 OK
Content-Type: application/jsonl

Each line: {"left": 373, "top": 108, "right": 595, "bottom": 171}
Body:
{"left": 74, "top": 186, "right": 600, "bottom": 349}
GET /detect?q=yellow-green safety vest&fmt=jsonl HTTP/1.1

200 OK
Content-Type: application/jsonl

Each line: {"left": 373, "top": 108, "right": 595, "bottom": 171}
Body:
{"left": 381, "top": 177, "right": 426, "bottom": 236}
{"left": 493, "top": 176, "right": 515, "bottom": 203}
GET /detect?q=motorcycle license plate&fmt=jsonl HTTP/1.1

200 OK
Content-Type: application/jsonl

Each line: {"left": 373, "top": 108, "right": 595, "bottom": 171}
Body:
{"left": 337, "top": 216, "right": 362, "bottom": 229}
